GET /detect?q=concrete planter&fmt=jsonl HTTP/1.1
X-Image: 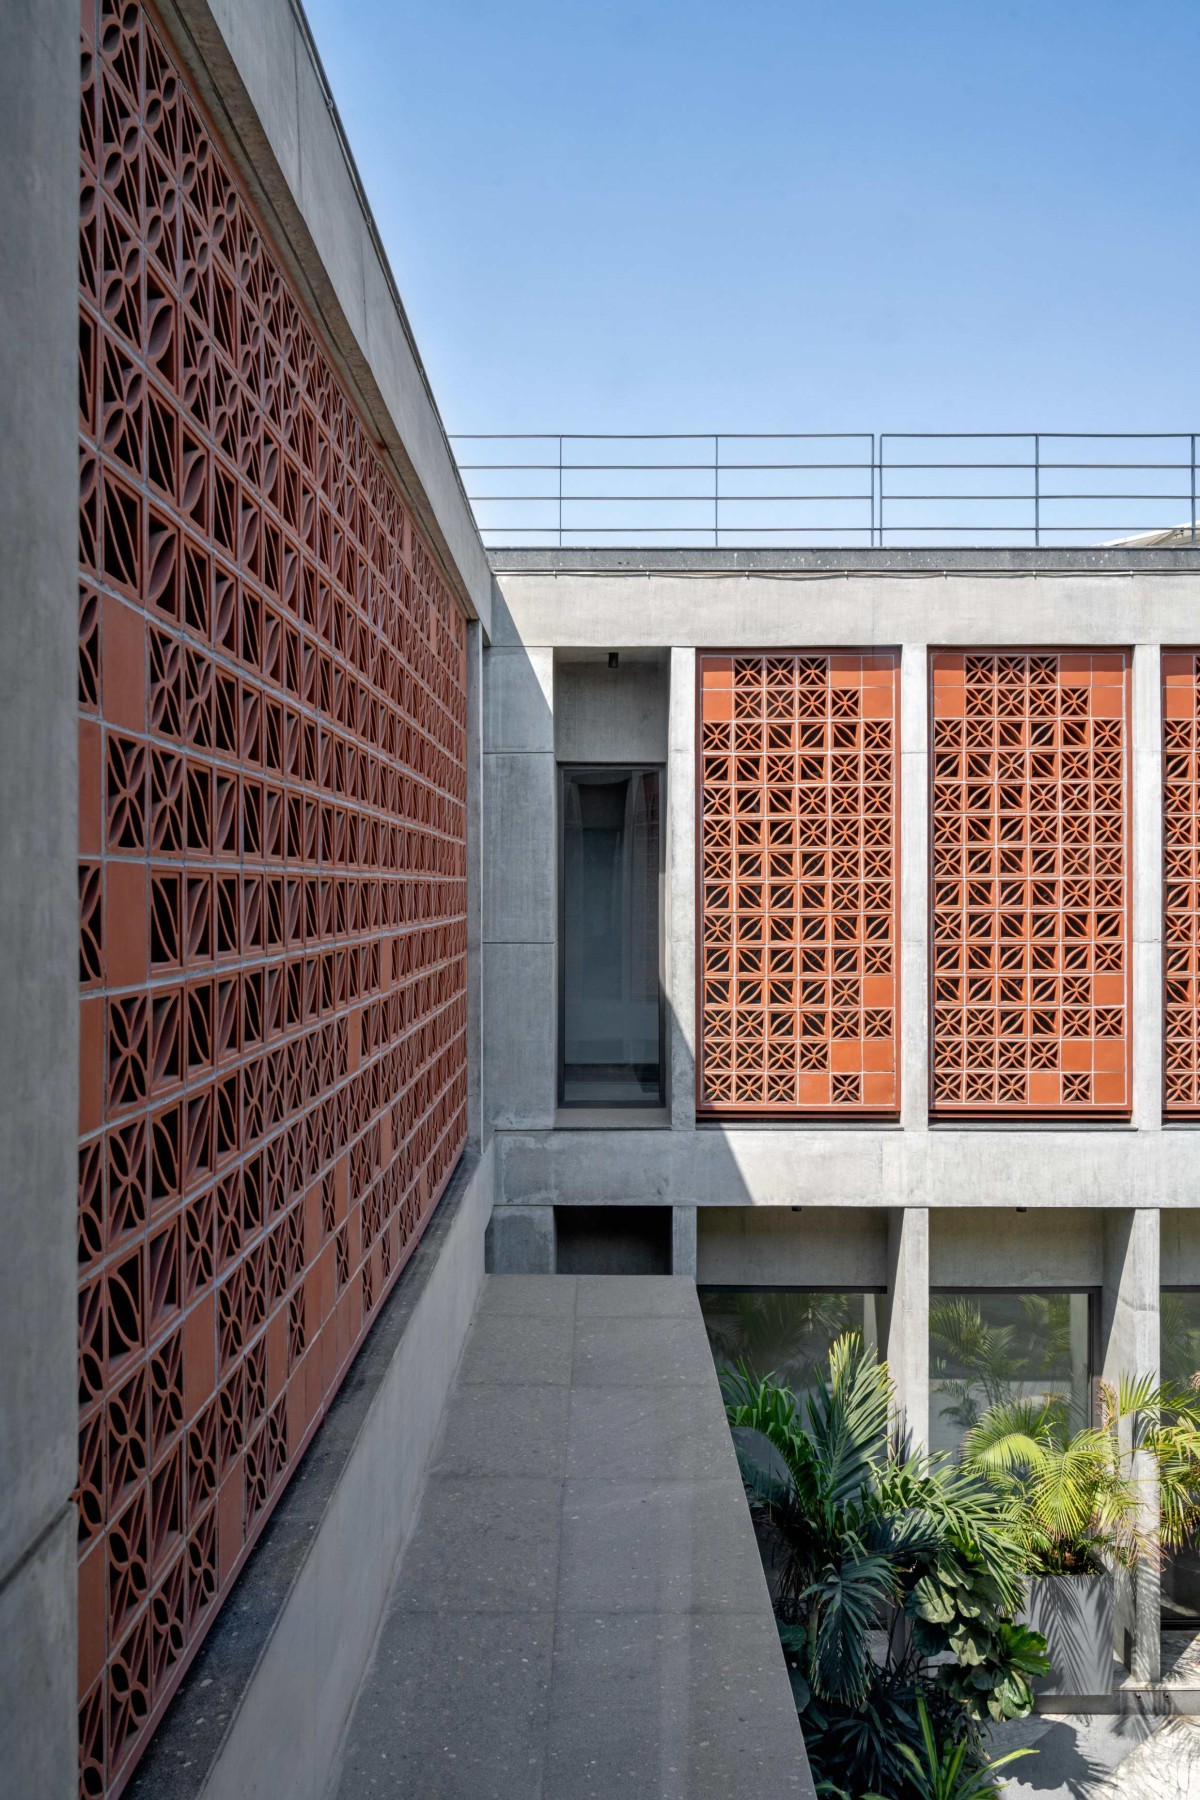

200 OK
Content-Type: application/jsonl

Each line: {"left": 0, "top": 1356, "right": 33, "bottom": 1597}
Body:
{"left": 1023, "top": 1570, "right": 1114, "bottom": 1696}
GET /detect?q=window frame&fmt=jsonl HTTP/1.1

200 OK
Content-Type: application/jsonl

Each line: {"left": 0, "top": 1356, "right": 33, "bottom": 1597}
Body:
{"left": 556, "top": 761, "right": 666, "bottom": 1109}
{"left": 928, "top": 1284, "right": 1100, "bottom": 1446}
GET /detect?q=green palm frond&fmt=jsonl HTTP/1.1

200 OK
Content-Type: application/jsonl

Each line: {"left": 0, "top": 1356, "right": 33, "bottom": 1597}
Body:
{"left": 961, "top": 1397, "right": 1057, "bottom": 1476}
{"left": 806, "top": 1552, "right": 898, "bottom": 1706}
{"left": 804, "top": 1333, "right": 892, "bottom": 1503}
{"left": 865, "top": 1694, "right": 1036, "bottom": 1800}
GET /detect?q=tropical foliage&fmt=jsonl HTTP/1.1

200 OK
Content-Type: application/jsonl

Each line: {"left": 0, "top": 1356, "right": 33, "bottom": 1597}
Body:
{"left": 961, "top": 1373, "right": 1200, "bottom": 1575}
{"left": 870, "top": 1693, "right": 1034, "bottom": 1800}
{"left": 724, "top": 1335, "right": 1047, "bottom": 1799}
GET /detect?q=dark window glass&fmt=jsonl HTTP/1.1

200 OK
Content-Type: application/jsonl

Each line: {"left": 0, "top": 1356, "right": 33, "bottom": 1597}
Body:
{"left": 698, "top": 1288, "right": 880, "bottom": 1397}
{"left": 560, "top": 767, "right": 662, "bottom": 1106}
{"left": 930, "top": 1289, "right": 1093, "bottom": 1459}
{"left": 1162, "top": 1290, "right": 1200, "bottom": 1625}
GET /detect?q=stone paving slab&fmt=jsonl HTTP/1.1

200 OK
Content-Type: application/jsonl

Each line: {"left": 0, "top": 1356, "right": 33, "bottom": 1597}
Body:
{"left": 1093, "top": 1719, "right": 1200, "bottom": 1797}
{"left": 328, "top": 1275, "right": 814, "bottom": 1799}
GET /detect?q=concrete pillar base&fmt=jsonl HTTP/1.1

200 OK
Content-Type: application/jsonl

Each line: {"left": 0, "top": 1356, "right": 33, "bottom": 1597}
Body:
{"left": 672, "top": 1206, "right": 697, "bottom": 1278}
{"left": 486, "top": 1206, "right": 557, "bottom": 1274}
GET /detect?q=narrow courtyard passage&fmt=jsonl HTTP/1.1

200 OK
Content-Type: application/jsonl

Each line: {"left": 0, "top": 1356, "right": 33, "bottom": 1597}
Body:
{"left": 328, "top": 1275, "right": 813, "bottom": 1799}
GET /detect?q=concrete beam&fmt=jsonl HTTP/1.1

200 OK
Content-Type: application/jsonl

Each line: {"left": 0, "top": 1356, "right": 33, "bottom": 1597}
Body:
{"left": 490, "top": 566, "right": 1200, "bottom": 656}
{"left": 494, "top": 1122, "right": 1200, "bottom": 1212}
{"left": 490, "top": 547, "right": 1200, "bottom": 577}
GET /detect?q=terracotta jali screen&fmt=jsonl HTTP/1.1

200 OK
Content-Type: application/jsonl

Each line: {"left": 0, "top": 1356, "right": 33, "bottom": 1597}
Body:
{"left": 930, "top": 652, "right": 1130, "bottom": 1115}
{"left": 78, "top": 5, "right": 468, "bottom": 1793}
{"left": 698, "top": 653, "right": 900, "bottom": 1115}
{"left": 1163, "top": 653, "right": 1200, "bottom": 1116}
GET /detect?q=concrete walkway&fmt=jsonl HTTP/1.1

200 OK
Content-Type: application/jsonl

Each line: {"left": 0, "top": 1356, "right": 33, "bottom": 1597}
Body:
{"left": 327, "top": 1275, "right": 814, "bottom": 1800}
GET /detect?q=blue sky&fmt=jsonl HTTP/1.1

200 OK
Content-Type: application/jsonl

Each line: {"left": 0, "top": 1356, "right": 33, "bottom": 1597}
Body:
{"left": 304, "top": 0, "right": 1199, "bottom": 441}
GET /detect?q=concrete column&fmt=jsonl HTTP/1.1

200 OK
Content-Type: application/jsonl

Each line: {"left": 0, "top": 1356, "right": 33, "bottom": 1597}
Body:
{"left": 899, "top": 645, "right": 929, "bottom": 1128}
{"left": 883, "top": 1207, "right": 930, "bottom": 1451}
{"left": 485, "top": 1205, "right": 556, "bottom": 1274}
{"left": 1100, "top": 1209, "right": 1161, "bottom": 1683}
{"left": 1131, "top": 644, "right": 1163, "bottom": 1132}
{"left": 667, "top": 648, "right": 697, "bottom": 1130}
{"left": 466, "top": 619, "right": 485, "bottom": 1150}
{"left": 672, "top": 1205, "right": 698, "bottom": 1278}
{"left": 0, "top": 2, "right": 79, "bottom": 1792}
{"left": 482, "top": 644, "right": 557, "bottom": 1129}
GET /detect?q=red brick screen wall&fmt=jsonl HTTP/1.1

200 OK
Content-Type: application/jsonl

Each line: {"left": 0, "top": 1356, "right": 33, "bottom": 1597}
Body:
{"left": 698, "top": 653, "right": 900, "bottom": 1115}
{"left": 1164, "top": 652, "right": 1200, "bottom": 1116}
{"left": 929, "top": 652, "right": 1130, "bottom": 1115}
{"left": 77, "top": 6, "right": 468, "bottom": 1793}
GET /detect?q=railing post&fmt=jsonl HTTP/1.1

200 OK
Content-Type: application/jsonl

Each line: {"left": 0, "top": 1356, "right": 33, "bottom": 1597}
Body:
{"left": 714, "top": 434, "right": 719, "bottom": 547}
{"left": 869, "top": 432, "right": 876, "bottom": 548}
{"left": 1034, "top": 433, "right": 1040, "bottom": 547}
{"left": 878, "top": 435, "right": 885, "bottom": 548}
{"left": 557, "top": 435, "right": 563, "bottom": 548}
{"left": 1191, "top": 434, "right": 1196, "bottom": 545}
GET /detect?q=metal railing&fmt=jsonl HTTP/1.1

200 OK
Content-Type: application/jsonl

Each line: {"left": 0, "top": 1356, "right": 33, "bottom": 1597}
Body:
{"left": 450, "top": 432, "right": 1200, "bottom": 549}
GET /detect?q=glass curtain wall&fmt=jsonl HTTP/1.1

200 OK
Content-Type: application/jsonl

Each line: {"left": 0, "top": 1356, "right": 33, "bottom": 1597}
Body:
{"left": 1162, "top": 1290, "right": 1200, "bottom": 1625}
{"left": 698, "top": 1289, "right": 881, "bottom": 1400}
{"left": 929, "top": 1289, "right": 1093, "bottom": 1460}
{"left": 560, "top": 767, "right": 662, "bottom": 1105}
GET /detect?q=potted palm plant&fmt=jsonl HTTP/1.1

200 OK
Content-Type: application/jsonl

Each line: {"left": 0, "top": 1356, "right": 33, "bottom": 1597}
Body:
{"left": 962, "top": 1375, "right": 1200, "bottom": 1695}
{"left": 724, "top": 1336, "right": 1047, "bottom": 1799}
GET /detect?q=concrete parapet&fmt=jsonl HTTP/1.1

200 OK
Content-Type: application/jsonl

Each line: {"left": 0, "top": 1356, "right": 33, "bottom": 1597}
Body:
{"left": 127, "top": 1149, "right": 493, "bottom": 1800}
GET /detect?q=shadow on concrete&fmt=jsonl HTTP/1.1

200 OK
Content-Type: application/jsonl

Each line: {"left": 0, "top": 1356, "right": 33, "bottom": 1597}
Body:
{"left": 992, "top": 1710, "right": 1155, "bottom": 1800}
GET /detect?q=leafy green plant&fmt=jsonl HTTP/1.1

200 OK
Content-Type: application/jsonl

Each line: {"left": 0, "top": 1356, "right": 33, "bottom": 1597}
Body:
{"left": 866, "top": 1693, "right": 1035, "bottom": 1800}
{"left": 724, "top": 1335, "right": 1046, "bottom": 1799}
{"left": 962, "top": 1373, "right": 1200, "bottom": 1575}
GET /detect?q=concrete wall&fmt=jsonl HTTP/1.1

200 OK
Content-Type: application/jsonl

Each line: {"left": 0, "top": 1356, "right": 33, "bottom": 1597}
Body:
{"left": 482, "top": 645, "right": 556, "bottom": 1130}
{"left": 159, "top": 0, "right": 492, "bottom": 635}
{"left": 0, "top": 2, "right": 81, "bottom": 1793}
{"left": 1163, "top": 1212, "right": 1200, "bottom": 1286}
{"left": 930, "top": 1208, "right": 1104, "bottom": 1290}
{"left": 697, "top": 1206, "right": 889, "bottom": 1287}
{"left": 554, "top": 653, "right": 669, "bottom": 765}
